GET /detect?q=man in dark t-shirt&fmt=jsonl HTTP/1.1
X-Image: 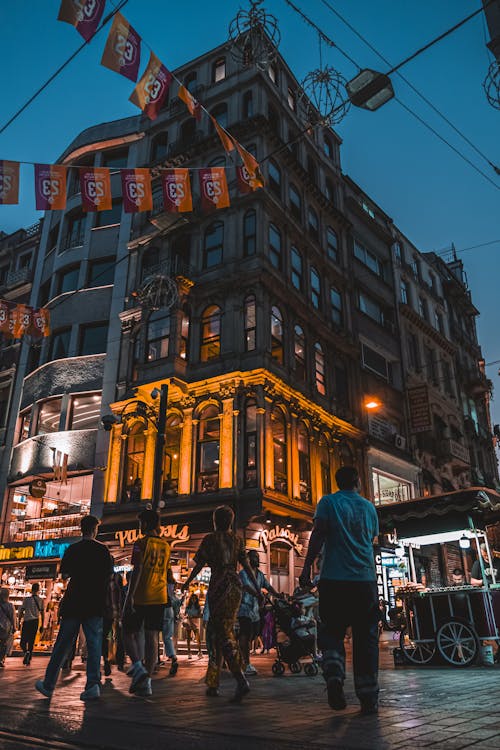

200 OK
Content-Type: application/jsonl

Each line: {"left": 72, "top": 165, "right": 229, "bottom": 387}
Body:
{"left": 471, "top": 544, "right": 500, "bottom": 586}
{"left": 36, "top": 515, "right": 113, "bottom": 701}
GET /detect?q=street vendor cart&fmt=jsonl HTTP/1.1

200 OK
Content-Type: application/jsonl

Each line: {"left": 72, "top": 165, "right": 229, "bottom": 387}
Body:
{"left": 377, "top": 488, "right": 500, "bottom": 667}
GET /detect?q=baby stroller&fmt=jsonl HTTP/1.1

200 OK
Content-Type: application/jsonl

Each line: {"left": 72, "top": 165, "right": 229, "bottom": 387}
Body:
{"left": 271, "top": 595, "right": 320, "bottom": 677}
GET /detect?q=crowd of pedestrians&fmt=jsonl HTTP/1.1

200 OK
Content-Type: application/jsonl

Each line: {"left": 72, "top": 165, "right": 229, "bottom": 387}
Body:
{"left": 1, "top": 465, "right": 385, "bottom": 713}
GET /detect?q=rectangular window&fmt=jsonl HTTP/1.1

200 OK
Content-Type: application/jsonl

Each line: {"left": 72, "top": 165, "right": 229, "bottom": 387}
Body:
{"left": 407, "top": 333, "right": 420, "bottom": 371}
{"left": 442, "top": 360, "right": 455, "bottom": 397}
{"left": 362, "top": 201, "right": 375, "bottom": 219}
{"left": 269, "top": 225, "right": 282, "bottom": 270}
{"left": 49, "top": 328, "right": 71, "bottom": 360}
{"left": 330, "top": 287, "right": 343, "bottom": 325}
{"left": 87, "top": 258, "right": 115, "bottom": 287}
{"left": 327, "top": 227, "right": 338, "bottom": 262}
{"left": 289, "top": 185, "right": 302, "bottom": 222}
{"left": 179, "top": 311, "right": 190, "bottom": 360}
{"left": 147, "top": 313, "right": 170, "bottom": 361}
{"left": 58, "top": 266, "right": 79, "bottom": 295}
{"left": 310, "top": 268, "right": 321, "bottom": 309}
{"left": 37, "top": 398, "right": 63, "bottom": 435}
{"left": 287, "top": 87, "right": 296, "bottom": 111}
{"left": 213, "top": 58, "right": 226, "bottom": 82}
{"left": 102, "top": 149, "right": 128, "bottom": 169}
{"left": 62, "top": 211, "right": 85, "bottom": 250}
{"left": 18, "top": 408, "right": 32, "bottom": 443}
{"left": 69, "top": 393, "right": 101, "bottom": 430}
{"left": 268, "top": 161, "right": 281, "bottom": 199}
{"left": 244, "top": 297, "right": 256, "bottom": 352}
{"left": 362, "top": 343, "right": 389, "bottom": 380}
{"left": 359, "top": 292, "right": 384, "bottom": 324}
{"left": 418, "top": 297, "right": 428, "bottom": 321}
{"left": 95, "top": 199, "right": 122, "bottom": 228}
{"left": 308, "top": 208, "right": 319, "bottom": 241}
{"left": 424, "top": 346, "right": 437, "bottom": 384}
{"left": 435, "top": 310, "right": 444, "bottom": 335}
{"left": 354, "top": 240, "right": 384, "bottom": 278}
{"left": 79, "top": 323, "right": 108, "bottom": 356}
{"left": 400, "top": 280, "right": 409, "bottom": 305}
{"left": 291, "top": 247, "right": 303, "bottom": 291}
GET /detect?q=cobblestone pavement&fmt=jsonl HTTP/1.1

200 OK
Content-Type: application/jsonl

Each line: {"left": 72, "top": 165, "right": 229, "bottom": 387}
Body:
{"left": 0, "top": 645, "right": 498, "bottom": 750}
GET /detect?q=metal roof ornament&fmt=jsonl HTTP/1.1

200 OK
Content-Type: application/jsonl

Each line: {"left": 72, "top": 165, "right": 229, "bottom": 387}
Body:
{"left": 484, "top": 60, "right": 500, "bottom": 111}
{"left": 228, "top": 1, "right": 281, "bottom": 70}
{"left": 134, "top": 274, "right": 179, "bottom": 312}
{"left": 299, "top": 65, "right": 351, "bottom": 126}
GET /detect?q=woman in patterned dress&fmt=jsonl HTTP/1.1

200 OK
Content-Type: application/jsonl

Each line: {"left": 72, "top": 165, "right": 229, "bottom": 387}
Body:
{"left": 182, "top": 505, "right": 261, "bottom": 702}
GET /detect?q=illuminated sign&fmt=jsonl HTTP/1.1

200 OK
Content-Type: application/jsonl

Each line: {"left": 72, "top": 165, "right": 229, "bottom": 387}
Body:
{"left": 0, "top": 538, "right": 77, "bottom": 562}
{"left": 259, "top": 525, "right": 303, "bottom": 555}
{"left": 34, "top": 540, "right": 72, "bottom": 559}
{"left": 114, "top": 523, "right": 190, "bottom": 549}
{"left": 0, "top": 545, "right": 34, "bottom": 561}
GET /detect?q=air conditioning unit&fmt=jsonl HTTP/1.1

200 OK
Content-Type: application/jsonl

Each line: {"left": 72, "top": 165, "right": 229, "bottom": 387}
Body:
{"left": 394, "top": 434, "right": 406, "bottom": 450}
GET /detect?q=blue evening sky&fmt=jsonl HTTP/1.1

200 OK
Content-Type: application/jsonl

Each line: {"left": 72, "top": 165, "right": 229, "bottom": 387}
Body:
{"left": 1, "top": 1, "right": 499, "bottom": 420}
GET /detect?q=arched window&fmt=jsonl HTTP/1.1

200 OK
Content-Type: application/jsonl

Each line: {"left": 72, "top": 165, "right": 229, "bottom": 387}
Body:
{"left": 243, "top": 90, "right": 253, "bottom": 118}
{"left": 163, "top": 414, "right": 181, "bottom": 499}
{"left": 268, "top": 159, "right": 281, "bottom": 199}
{"left": 151, "top": 132, "right": 168, "bottom": 162}
{"left": 204, "top": 221, "right": 223, "bottom": 268}
{"left": 294, "top": 325, "right": 306, "bottom": 381}
{"left": 272, "top": 408, "right": 287, "bottom": 493}
{"left": 298, "top": 423, "right": 311, "bottom": 503}
{"left": 244, "top": 399, "right": 257, "bottom": 487}
{"left": 268, "top": 224, "right": 282, "bottom": 270}
{"left": 290, "top": 246, "right": 303, "bottom": 291}
{"left": 310, "top": 266, "right": 321, "bottom": 309}
{"left": 185, "top": 71, "right": 197, "bottom": 93}
{"left": 244, "top": 295, "right": 256, "bottom": 351}
{"left": 146, "top": 310, "right": 170, "bottom": 361}
{"left": 200, "top": 305, "right": 221, "bottom": 361}
{"left": 180, "top": 118, "right": 196, "bottom": 146}
{"left": 308, "top": 207, "right": 319, "bottom": 240}
{"left": 271, "top": 306, "right": 284, "bottom": 364}
{"left": 289, "top": 184, "right": 302, "bottom": 222}
{"left": 327, "top": 227, "right": 338, "bottom": 262}
{"left": 319, "top": 437, "right": 331, "bottom": 495}
{"left": 179, "top": 305, "right": 190, "bottom": 360}
{"left": 213, "top": 58, "right": 226, "bottom": 82}
{"left": 210, "top": 102, "right": 228, "bottom": 130}
{"left": 197, "top": 405, "right": 220, "bottom": 492}
{"left": 314, "top": 342, "right": 326, "bottom": 395}
{"left": 323, "top": 136, "right": 334, "bottom": 160}
{"left": 123, "top": 422, "right": 145, "bottom": 503}
{"left": 268, "top": 64, "right": 278, "bottom": 85}
{"left": 243, "top": 210, "right": 256, "bottom": 256}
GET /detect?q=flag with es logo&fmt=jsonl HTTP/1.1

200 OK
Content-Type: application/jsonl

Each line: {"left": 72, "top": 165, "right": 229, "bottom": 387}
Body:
{"left": 129, "top": 52, "right": 172, "bottom": 120}
{"left": 162, "top": 169, "right": 192, "bottom": 213}
{"left": 199, "top": 168, "right": 230, "bottom": 212}
{"left": 121, "top": 169, "right": 152, "bottom": 212}
{"left": 57, "top": 0, "right": 106, "bottom": 42}
{"left": 80, "top": 167, "right": 112, "bottom": 211}
{"left": 101, "top": 12, "right": 142, "bottom": 82}
{"left": 0, "top": 160, "right": 20, "bottom": 205}
{"left": 34, "top": 165, "right": 67, "bottom": 210}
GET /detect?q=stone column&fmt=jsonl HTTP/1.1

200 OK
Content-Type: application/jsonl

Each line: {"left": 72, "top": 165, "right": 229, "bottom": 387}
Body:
{"left": 142, "top": 428, "right": 156, "bottom": 499}
{"left": 220, "top": 398, "right": 235, "bottom": 489}
{"left": 290, "top": 414, "right": 299, "bottom": 501}
{"left": 104, "top": 423, "right": 123, "bottom": 503}
{"left": 264, "top": 398, "right": 274, "bottom": 490}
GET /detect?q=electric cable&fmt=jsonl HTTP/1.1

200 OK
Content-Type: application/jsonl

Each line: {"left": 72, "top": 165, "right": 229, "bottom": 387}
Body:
{"left": 318, "top": 0, "right": 500, "bottom": 175}
{"left": 0, "top": 0, "right": 129, "bottom": 137}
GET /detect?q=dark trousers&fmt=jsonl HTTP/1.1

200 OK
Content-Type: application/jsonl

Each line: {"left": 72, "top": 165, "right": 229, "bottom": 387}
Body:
{"left": 21, "top": 619, "right": 39, "bottom": 654}
{"left": 102, "top": 617, "right": 113, "bottom": 664}
{"left": 318, "top": 580, "right": 379, "bottom": 703}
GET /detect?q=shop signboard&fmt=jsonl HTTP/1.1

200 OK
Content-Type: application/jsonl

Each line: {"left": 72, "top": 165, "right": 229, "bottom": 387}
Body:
{"left": 114, "top": 523, "right": 190, "bottom": 549}
{"left": 25, "top": 562, "right": 58, "bottom": 580}
{"left": 29, "top": 479, "right": 47, "bottom": 498}
{"left": 0, "top": 538, "right": 78, "bottom": 562}
{"left": 407, "top": 385, "right": 431, "bottom": 433}
{"left": 259, "top": 525, "right": 303, "bottom": 555}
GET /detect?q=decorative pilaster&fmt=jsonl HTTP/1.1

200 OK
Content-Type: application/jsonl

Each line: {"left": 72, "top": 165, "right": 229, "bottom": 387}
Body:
{"left": 142, "top": 428, "right": 156, "bottom": 499}
{"left": 220, "top": 398, "right": 235, "bottom": 489}
{"left": 178, "top": 408, "right": 194, "bottom": 495}
{"left": 105, "top": 423, "right": 123, "bottom": 503}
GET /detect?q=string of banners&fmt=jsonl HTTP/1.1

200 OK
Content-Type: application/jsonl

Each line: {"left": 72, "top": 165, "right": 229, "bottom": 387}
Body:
{"left": 0, "top": 300, "right": 50, "bottom": 340}
{"left": 0, "top": 163, "right": 261, "bottom": 213}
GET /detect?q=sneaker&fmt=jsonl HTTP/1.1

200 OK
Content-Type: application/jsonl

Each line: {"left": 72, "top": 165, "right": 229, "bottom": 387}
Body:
{"left": 26, "top": 651, "right": 32, "bottom": 666}
{"left": 326, "top": 679, "right": 347, "bottom": 711}
{"left": 129, "top": 666, "right": 148, "bottom": 694}
{"left": 35, "top": 680, "right": 53, "bottom": 698}
{"left": 360, "top": 700, "right": 379, "bottom": 715}
{"left": 245, "top": 664, "right": 258, "bottom": 676}
{"left": 135, "top": 677, "right": 152, "bottom": 697}
{"left": 169, "top": 659, "right": 179, "bottom": 676}
{"left": 104, "top": 661, "right": 112, "bottom": 677}
{"left": 23, "top": 652, "right": 29, "bottom": 666}
{"left": 80, "top": 684, "right": 101, "bottom": 701}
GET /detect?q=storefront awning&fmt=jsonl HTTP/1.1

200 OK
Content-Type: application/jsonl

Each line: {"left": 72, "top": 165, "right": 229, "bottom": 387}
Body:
{"left": 377, "top": 487, "right": 500, "bottom": 538}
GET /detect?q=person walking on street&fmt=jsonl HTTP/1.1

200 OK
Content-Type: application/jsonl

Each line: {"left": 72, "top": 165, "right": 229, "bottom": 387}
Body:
{"left": 102, "top": 573, "right": 121, "bottom": 677}
{"left": 122, "top": 509, "right": 173, "bottom": 698}
{"left": 35, "top": 515, "right": 113, "bottom": 701}
{"left": 238, "top": 550, "right": 280, "bottom": 675}
{"left": 19, "top": 583, "right": 44, "bottom": 666}
{"left": 182, "top": 505, "right": 261, "bottom": 702}
{"left": 0, "top": 588, "right": 15, "bottom": 669}
{"left": 299, "top": 466, "right": 380, "bottom": 715}
{"left": 184, "top": 593, "right": 203, "bottom": 659}
{"left": 162, "top": 583, "right": 180, "bottom": 676}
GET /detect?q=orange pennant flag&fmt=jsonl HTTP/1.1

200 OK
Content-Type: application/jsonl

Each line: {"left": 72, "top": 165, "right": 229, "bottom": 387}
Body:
{"left": 121, "top": 168, "right": 152, "bottom": 212}
{"left": 199, "top": 168, "right": 230, "bottom": 212}
{"left": 162, "top": 169, "right": 193, "bottom": 213}
{"left": 210, "top": 116, "right": 235, "bottom": 154}
{"left": 34, "top": 164, "right": 67, "bottom": 210}
{"left": 129, "top": 52, "right": 172, "bottom": 121}
{"left": 235, "top": 143, "right": 264, "bottom": 190}
{"left": 178, "top": 84, "right": 202, "bottom": 121}
{"left": 0, "top": 161, "right": 20, "bottom": 205}
{"left": 80, "top": 167, "right": 112, "bottom": 211}
{"left": 100, "top": 12, "right": 142, "bottom": 82}
{"left": 31, "top": 308, "right": 51, "bottom": 338}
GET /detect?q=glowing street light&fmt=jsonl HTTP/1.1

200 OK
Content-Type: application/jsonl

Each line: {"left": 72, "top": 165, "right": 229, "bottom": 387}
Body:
{"left": 365, "top": 399, "right": 382, "bottom": 410}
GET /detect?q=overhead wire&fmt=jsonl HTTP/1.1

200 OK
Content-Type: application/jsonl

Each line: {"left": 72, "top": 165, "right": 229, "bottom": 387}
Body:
{"left": 318, "top": 0, "right": 499, "bottom": 175}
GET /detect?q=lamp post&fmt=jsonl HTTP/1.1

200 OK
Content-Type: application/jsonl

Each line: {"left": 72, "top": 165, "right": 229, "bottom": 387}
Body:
{"left": 346, "top": 69, "right": 394, "bottom": 111}
{"left": 152, "top": 383, "right": 168, "bottom": 511}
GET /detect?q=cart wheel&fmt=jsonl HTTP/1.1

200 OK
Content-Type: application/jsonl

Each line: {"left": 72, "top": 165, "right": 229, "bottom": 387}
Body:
{"left": 289, "top": 661, "right": 302, "bottom": 674}
{"left": 436, "top": 620, "right": 479, "bottom": 667}
{"left": 399, "top": 628, "right": 436, "bottom": 665}
{"left": 304, "top": 662, "right": 317, "bottom": 677}
{"left": 272, "top": 660, "right": 285, "bottom": 676}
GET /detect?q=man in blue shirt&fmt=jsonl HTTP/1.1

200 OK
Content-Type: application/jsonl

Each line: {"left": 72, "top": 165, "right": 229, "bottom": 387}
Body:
{"left": 300, "top": 466, "right": 380, "bottom": 715}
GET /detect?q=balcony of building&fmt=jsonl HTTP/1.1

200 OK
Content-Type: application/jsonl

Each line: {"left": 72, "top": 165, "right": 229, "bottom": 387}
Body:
{"left": 437, "top": 438, "right": 471, "bottom": 473}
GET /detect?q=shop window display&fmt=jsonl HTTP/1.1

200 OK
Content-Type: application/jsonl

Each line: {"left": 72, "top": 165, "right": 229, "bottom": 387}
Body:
{"left": 298, "top": 423, "right": 311, "bottom": 503}
{"left": 68, "top": 392, "right": 101, "bottom": 430}
{"left": 37, "top": 397, "right": 63, "bottom": 435}
{"left": 197, "top": 405, "right": 220, "bottom": 493}
{"left": 244, "top": 399, "right": 257, "bottom": 487}
{"left": 162, "top": 414, "right": 181, "bottom": 499}
{"left": 272, "top": 408, "right": 287, "bottom": 494}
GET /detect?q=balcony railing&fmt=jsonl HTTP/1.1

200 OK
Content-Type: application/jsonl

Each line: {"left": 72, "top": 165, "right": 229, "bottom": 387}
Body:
{"left": 5, "top": 266, "right": 32, "bottom": 288}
